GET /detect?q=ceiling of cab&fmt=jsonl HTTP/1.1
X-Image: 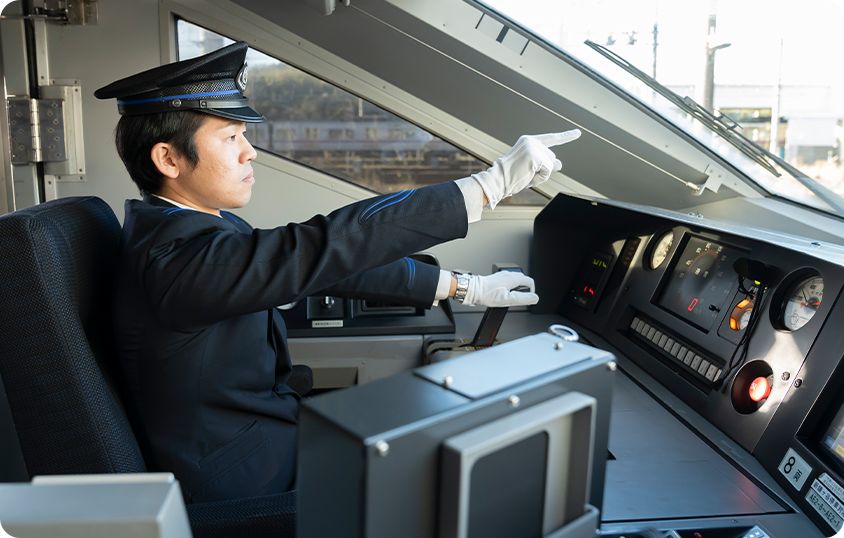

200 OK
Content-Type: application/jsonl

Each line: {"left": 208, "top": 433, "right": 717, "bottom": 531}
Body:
{"left": 229, "top": 0, "right": 745, "bottom": 210}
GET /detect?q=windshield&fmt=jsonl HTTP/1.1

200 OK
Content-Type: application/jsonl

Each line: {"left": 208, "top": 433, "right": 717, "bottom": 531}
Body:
{"left": 481, "top": 0, "right": 844, "bottom": 216}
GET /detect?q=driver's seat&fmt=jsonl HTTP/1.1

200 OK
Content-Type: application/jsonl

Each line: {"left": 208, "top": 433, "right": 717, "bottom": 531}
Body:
{"left": 0, "top": 196, "right": 296, "bottom": 537}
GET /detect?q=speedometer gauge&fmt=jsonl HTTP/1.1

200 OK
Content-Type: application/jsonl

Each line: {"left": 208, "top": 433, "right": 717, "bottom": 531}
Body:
{"left": 781, "top": 276, "right": 824, "bottom": 331}
{"left": 650, "top": 230, "right": 674, "bottom": 269}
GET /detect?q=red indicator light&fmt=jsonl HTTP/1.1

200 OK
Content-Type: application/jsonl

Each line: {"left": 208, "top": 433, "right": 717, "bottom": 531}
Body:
{"left": 749, "top": 377, "right": 772, "bottom": 402}
{"left": 688, "top": 298, "right": 698, "bottom": 311}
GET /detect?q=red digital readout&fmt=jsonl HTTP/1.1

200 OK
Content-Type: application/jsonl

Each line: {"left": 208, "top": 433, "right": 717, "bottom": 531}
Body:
{"left": 687, "top": 298, "right": 698, "bottom": 311}
{"left": 583, "top": 286, "right": 594, "bottom": 296}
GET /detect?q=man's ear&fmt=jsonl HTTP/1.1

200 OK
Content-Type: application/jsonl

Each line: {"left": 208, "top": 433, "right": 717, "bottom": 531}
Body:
{"left": 151, "top": 142, "right": 181, "bottom": 179}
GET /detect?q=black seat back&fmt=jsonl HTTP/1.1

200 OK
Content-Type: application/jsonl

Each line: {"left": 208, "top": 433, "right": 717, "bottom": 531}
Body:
{"left": 0, "top": 197, "right": 146, "bottom": 476}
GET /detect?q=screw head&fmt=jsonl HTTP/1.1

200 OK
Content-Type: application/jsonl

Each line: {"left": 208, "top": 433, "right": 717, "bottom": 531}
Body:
{"left": 554, "top": 342, "right": 564, "bottom": 350}
{"left": 607, "top": 361, "right": 617, "bottom": 372}
{"left": 781, "top": 372, "right": 791, "bottom": 381}
{"left": 794, "top": 378, "right": 803, "bottom": 388}
{"left": 375, "top": 440, "right": 389, "bottom": 457}
{"left": 443, "top": 376, "right": 453, "bottom": 387}
{"left": 508, "top": 395, "right": 520, "bottom": 408}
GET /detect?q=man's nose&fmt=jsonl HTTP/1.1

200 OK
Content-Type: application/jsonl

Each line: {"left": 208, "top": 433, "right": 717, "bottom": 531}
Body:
{"left": 242, "top": 138, "right": 257, "bottom": 163}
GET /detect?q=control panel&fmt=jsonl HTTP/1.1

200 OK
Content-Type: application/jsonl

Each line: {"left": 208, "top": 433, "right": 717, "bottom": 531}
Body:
{"left": 531, "top": 194, "right": 844, "bottom": 536}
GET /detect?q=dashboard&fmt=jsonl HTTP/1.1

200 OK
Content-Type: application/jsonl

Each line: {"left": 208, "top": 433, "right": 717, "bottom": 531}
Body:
{"left": 531, "top": 193, "right": 844, "bottom": 536}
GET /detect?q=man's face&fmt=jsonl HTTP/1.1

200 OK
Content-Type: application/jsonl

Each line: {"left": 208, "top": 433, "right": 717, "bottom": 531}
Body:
{"left": 172, "top": 115, "right": 258, "bottom": 212}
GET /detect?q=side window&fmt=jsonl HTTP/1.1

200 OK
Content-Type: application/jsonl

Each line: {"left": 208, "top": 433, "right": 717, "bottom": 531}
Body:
{"left": 176, "top": 20, "right": 547, "bottom": 206}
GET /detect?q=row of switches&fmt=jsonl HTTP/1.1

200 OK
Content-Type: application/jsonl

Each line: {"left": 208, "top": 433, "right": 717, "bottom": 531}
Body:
{"left": 630, "top": 316, "right": 722, "bottom": 382}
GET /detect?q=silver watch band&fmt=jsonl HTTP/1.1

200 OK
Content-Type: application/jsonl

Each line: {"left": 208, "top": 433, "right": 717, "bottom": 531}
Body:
{"left": 452, "top": 271, "right": 470, "bottom": 303}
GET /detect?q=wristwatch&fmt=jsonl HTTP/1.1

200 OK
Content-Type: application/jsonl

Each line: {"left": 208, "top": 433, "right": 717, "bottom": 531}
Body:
{"left": 451, "top": 271, "right": 471, "bottom": 303}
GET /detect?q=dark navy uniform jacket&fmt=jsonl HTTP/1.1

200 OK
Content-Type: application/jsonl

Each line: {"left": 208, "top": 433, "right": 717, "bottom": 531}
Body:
{"left": 112, "top": 181, "right": 468, "bottom": 503}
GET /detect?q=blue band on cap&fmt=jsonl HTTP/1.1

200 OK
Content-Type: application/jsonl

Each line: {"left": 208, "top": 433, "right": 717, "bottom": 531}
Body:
{"left": 118, "top": 89, "right": 242, "bottom": 105}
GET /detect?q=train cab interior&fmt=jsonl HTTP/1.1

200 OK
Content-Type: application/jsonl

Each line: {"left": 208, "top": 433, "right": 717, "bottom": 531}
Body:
{"left": 3, "top": 0, "right": 844, "bottom": 537}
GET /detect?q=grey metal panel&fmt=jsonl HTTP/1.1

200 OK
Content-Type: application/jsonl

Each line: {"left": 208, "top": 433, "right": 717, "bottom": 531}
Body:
{"left": 604, "top": 460, "right": 768, "bottom": 521}
{"left": 304, "top": 371, "right": 471, "bottom": 440}
{"left": 416, "top": 333, "right": 602, "bottom": 399}
{"left": 585, "top": 194, "right": 844, "bottom": 266}
{"left": 601, "top": 515, "right": 823, "bottom": 538}
{"left": 0, "top": 477, "right": 192, "bottom": 538}
{"left": 289, "top": 335, "right": 423, "bottom": 384}
{"left": 229, "top": 0, "right": 737, "bottom": 210}
{"left": 604, "top": 372, "right": 786, "bottom": 519}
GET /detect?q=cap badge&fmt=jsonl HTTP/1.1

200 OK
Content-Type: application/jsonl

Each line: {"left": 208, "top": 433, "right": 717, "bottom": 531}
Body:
{"left": 236, "top": 61, "right": 248, "bottom": 92}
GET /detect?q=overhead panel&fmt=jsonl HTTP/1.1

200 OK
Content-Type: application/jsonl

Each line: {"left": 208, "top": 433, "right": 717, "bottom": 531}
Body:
{"left": 229, "top": 0, "right": 741, "bottom": 209}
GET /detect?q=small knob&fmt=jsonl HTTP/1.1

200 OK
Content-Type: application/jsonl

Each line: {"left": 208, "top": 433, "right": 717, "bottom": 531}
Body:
{"left": 321, "top": 296, "right": 335, "bottom": 309}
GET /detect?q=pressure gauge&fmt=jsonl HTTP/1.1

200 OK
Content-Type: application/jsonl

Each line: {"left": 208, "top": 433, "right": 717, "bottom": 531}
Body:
{"left": 781, "top": 276, "right": 824, "bottom": 331}
{"left": 730, "top": 297, "right": 754, "bottom": 331}
{"left": 650, "top": 230, "right": 674, "bottom": 269}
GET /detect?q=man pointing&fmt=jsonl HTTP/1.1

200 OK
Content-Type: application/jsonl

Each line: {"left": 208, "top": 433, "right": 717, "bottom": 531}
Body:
{"left": 97, "top": 41, "right": 580, "bottom": 503}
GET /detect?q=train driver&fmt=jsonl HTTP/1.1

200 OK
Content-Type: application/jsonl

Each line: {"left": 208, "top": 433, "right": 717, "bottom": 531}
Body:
{"left": 95, "top": 41, "right": 580, "bottom": 502}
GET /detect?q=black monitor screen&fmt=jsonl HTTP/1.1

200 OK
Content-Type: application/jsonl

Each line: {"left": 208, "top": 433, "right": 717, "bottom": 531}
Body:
{"left": 656, "top": 236, "right": 740, "bottom": 331}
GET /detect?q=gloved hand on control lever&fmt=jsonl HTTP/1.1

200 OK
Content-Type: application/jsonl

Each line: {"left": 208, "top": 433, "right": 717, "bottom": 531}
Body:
{"left": 462, "top": 271, "right": 538, "bottom": 308}
{"left": 472, "top": 129, "right": 581, "bottom": 209}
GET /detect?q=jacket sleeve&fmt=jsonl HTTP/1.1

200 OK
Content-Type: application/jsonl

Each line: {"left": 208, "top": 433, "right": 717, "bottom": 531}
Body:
{"left": 143, "top": 182, "right": 467, "bottom": 330}
{"left": 317, "top": 258, "right": 441, "bottom": 309}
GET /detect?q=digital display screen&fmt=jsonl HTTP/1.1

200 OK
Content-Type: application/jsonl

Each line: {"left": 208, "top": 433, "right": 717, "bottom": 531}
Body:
{"left": 821, "top": 404, "right": 844, "bottom": 467}
{"left": 656, "top": 237, "right": 740, "bottom": 331}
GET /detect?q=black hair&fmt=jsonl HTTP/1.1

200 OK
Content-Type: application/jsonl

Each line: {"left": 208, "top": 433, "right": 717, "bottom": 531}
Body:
{"left": 113, "top": 111, "right": 208, "bottom": 195}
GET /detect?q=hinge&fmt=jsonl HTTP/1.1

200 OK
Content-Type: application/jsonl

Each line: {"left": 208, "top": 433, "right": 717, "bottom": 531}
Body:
{"left": 7, "top": 97, "right": 68, "bottom": 164}
{"left": 0, "top": 0, "right": 98, "bottom": 25}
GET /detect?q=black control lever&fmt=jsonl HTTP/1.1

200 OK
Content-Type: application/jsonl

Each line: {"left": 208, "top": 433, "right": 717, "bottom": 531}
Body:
{"left": 470, "top": 285, "right": 531, "bottom": 348}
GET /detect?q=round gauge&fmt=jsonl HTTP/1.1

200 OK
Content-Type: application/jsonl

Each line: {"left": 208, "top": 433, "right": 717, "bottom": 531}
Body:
{"left": 781, "top": 276, "right": 824, "bottom": 331}
{"left": 650, "top": 230, "right": 674, "bottom": 269}
{"left": 730, "top": 298, "right": 754, "bottom": 331}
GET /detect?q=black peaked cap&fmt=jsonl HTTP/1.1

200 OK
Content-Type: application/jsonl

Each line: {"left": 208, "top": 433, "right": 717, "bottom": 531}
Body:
{"left": 94, "top": 41, "right": 265, "bottom": 122}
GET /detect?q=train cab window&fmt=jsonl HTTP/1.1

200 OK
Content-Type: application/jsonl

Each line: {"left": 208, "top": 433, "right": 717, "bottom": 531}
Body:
{"left": 176, "top": 20, "right": 547, "bottom": 205}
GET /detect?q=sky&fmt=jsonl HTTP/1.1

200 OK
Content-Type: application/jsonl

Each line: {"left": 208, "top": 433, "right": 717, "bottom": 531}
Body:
{"left": 484, "top": 0, "right": 844, "bottom": 90}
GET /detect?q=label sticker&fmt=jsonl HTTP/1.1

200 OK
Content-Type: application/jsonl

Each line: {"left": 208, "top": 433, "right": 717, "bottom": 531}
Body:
{"left": 820, "top": 473, "right": 844, "bottom": 507}
{"left": 778, "top": 447, "right": 812, "bottom": 491}
{"left": 312, "top": 320, "right": 343, "bottom": 328}
{"left": 807, "top": 480, "right": 844, "bottom": 532}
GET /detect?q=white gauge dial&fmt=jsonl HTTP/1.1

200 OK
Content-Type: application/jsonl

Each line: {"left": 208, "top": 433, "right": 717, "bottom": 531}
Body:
{"left": 783, "top": 277, "right": 824, "bottom": 331}
{"left": 650, "top": 230, "right": 674, "bottom": 269}
{"left": 738, "top": 309, "right": 752, "bottom": 330}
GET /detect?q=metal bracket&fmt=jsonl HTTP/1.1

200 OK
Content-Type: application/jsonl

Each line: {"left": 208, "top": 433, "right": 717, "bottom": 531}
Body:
{"left": 685, "top": 163, "right": 726, "bottom": 196}
{"left": 41, "top": 83, "right": 85, "bottom": 180}
{"left": 0, "top": 0, "right": 97, "bottom": 25}
{"left": 7, "top": 88, "right": 82, "bottom": 178}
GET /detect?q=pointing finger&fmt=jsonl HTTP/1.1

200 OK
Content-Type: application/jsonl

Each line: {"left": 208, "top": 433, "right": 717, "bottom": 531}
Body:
{"left": 530, "top": 129, "right": 582, "bottom": 148}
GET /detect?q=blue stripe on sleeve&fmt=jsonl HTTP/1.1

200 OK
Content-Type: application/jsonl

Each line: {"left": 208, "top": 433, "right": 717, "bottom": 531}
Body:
{"left": 360, "top": 190, "right": 406, "bottom": 222}
{"left": 404, "top": 257, "right": 416, "bottom": 289}
{"left": 360, "top": 189, "right": 417, "bottom": 223}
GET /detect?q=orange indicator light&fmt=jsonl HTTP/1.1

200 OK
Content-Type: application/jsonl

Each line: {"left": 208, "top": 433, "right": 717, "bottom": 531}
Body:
{"left": 749, "top": 377, "right": 772, "bottom": 402}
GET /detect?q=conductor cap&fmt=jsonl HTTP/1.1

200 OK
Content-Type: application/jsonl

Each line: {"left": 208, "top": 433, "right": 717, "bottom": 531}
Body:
{"left": 94, "top": 41, "right": 265, "bottom": 123}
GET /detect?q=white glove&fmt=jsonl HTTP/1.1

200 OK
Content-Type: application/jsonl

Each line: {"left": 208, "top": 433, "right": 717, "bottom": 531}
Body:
{"left": 471, "top": 130, "right": 581, "bottom": 209}
{"left": 462, "top": 271, "right": 539, "bottom": 308}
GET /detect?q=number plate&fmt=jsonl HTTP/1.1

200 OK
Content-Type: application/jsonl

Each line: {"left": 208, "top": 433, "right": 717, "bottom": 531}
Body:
{"left": 778, "top": 447, "right": 812, "bottom": 491}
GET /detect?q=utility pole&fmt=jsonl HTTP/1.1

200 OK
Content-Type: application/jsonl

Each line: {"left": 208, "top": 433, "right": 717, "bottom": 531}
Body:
{"left": 769, "top": 39, "right": 783, "bottom": 155}
{"left": 700, "top": 2, "right": 730, "bottom": 111}
{"left": 652, "top": 22, "right": 658, "bottom": 79}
